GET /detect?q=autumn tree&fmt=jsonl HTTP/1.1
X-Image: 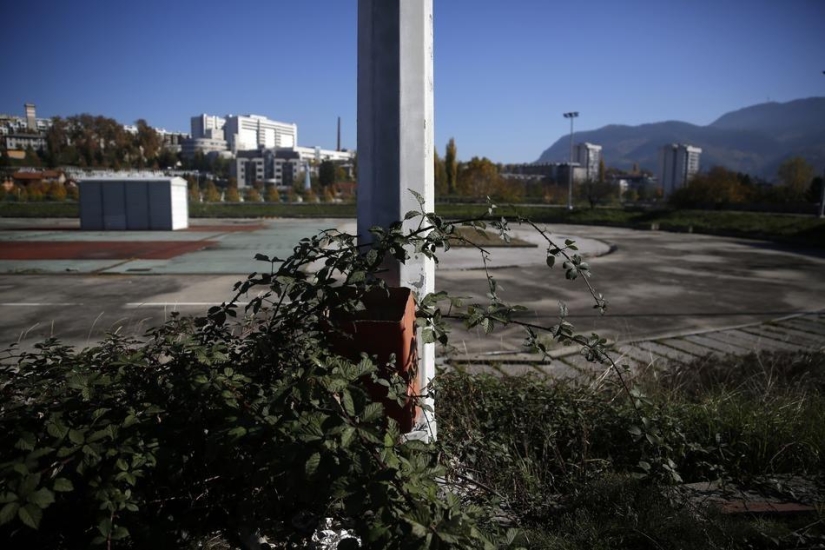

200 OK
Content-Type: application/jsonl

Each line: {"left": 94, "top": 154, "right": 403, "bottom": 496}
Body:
{"left": 456, "top": 156, "right": 501, "bottom": 198}
{"left": 669, "top": 166, "right": 746, "bottom": 208}
{"left": 777, "top": 156, "right": 815, "bottom": 198}
{"left": 445, "top": 138, "right": 457, "bottom": 195}
{"left": 433, "top": 147, "right": 448, "bottom": 197}
{"left": 265, "top": 185, "right": 281, "bottom": 203}
{"left": 335, "top": 165, "right": 349, "bottom": 182}
{"left": 225, "top": 186, "right": 240, "bottom": 203}
{"left": 136, "top": 119, "right": 162, "bottom": 167}
{"left": 598, "top": 158, "right": 606, "bottom": 183}
{"left": 186, "top": 176, "right": 200, "bottom": 202}
{"left": 47, "top": 181, "right": 67, "bottom": 201}
{"left": 203, "top": 180, "right": 221, "bottom": 202}
{"left": 244, "top": 187, "right": 262, "bottom": 202}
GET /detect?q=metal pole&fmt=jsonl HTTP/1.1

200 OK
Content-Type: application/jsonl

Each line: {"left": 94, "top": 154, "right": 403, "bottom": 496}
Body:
{"left": 563, "top": 111, "right": 578, "bottom": 211}
{"left": 819, "top": 168, "right": 825, "bottom": 219}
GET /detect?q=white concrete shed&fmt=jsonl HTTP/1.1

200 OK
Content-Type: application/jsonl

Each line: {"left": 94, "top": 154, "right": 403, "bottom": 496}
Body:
{"left": 78, "top": 177, "right": 189, "bottom": 231}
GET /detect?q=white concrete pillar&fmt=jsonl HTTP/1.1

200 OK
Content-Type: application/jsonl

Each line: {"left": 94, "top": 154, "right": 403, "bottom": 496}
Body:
{"left": 357, "top": 0, "right": 436, "bottom": 438}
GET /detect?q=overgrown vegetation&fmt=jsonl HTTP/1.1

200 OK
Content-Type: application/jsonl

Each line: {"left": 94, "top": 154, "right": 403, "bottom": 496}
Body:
{"left": 438, "top": 350, "right": 825, "bottom": 549}
{"left": 0, "top": 201, "right": 567, "bottom": 548}
{"left": 1, "top": 198, "right": 822, "bottom": 548}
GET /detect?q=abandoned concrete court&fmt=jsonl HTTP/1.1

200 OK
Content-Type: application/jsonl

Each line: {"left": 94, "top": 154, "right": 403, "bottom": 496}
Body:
{"left": 0, "top": 217, "right": 823, "bottom": 373}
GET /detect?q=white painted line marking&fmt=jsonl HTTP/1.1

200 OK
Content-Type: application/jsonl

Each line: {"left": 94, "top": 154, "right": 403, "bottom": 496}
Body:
{"left": 0, "top": 303, "right": 83, "bottom": 307}
{"left": 125, "top": 302, "right": 250, "bottom": 308}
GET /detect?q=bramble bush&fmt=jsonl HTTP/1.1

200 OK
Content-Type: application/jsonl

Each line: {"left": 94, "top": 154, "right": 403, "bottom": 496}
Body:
{"left": 0, "top": 197, "right": 657, "bottom": 548}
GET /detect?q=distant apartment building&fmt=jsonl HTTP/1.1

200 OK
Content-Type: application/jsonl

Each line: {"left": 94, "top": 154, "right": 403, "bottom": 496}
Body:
{"left": 502, "top": 162, "right": 586, "bottom": 184}
{"left": 660, "top": 144, "right": 702, "bottom": 196}
{"left": 574, "top": 142, "right": 602, "bottom": 181}
{"left": 1, "top": 103, "right": 51, "bottom": 152}
{"left": 293, "top": 145, "right": 353, "bottom": 163}
{"left": 4, "top": 134, "right": 47, "bottom": 152}
{"left": 231, "top": 145, "right": 355, "bottom": 188}
{"left": 233, "top": 148, "right": 302, "bottom": 188}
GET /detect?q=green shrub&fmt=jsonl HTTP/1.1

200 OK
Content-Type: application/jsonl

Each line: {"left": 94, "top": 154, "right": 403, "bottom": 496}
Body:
{"left": 0, "top": 210, "right": 524, "bottom": 548}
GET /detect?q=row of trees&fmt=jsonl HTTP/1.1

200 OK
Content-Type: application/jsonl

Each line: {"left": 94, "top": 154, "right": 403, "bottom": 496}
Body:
{"left": 671, "top": 157, "right": 823, "bottom": 209}
{"left": 37, "top": 115, "right": 177, "bottom": 170}
{"left": 0, "top": 181, "right": 77, "bottom": 202}
{"left": 432, "top": 138, "right": 622, "bottom": 206}
{"left": 185, "top": 177, "right": 343, "bottom": 204}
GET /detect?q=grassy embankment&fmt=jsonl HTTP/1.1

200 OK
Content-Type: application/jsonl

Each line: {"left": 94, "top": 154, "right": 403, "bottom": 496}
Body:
{"left": 2, "top": 201, "right": 824, "bottom": 247}
{"left": 438, "top": 349, "right": 825, "bottom": 549}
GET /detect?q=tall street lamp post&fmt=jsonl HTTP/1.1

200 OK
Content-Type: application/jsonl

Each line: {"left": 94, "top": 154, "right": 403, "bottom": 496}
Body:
{"left": 563, "top": 111, "right": 578, "bottom": 211}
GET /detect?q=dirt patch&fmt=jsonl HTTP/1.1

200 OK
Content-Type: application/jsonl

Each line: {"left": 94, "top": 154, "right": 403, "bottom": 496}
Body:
{"left": 0, "top": 241, "right": 217, "bottom": 260}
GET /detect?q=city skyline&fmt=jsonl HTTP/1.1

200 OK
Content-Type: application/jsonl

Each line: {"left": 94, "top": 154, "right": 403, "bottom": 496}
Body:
{"left": 1, "top": 0, "right": 823, "bottom": 164}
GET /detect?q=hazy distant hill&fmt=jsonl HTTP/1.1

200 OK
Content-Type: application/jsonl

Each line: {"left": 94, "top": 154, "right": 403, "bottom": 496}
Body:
{"left": 535, "top": 97, "right": 825, "bottom": 179}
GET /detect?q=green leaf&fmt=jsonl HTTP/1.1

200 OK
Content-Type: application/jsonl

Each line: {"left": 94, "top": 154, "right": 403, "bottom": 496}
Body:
{"left": 361, "top": 403, "right": 384, "bottom": 423}
{"left": 68, "top": 429, "right": 84, "bottom": 445}
{"left": 18, "top": 503, "right": 42, "bottom": 529}
{"left": 347, "top": 271, "right": 366, "bottom": 284}
{"left": 111, "top": 525, "right": 130, "bottom": 540}
{"left": 122, "top": 414, "right": 138, "bottom": 428}
{"left": 52, "top": 478, "right": 74, "bottom": 492}
{"left": 305, "top": 453, "right": 321, "bottom": 477}
{"left": 545, "top": 255, "right": 555, "bottom": 268}
{"left": 46, "top": 421, "right": 69, "bottom": 440}
{"left": 228, "top": 426, "right": 247, "bottom": 438}
{"left": 366, "top": 249, "right": 379, "bottom": 266}
{"left": 19, "top": 473, "right": 40, "bottom": 497}
{"left": 15, "top": 432, "right": 36, "bottom": 451}
{"left": 98, "top": 517, "right": 112, "bottom": 537}
{"left": 341, "top": 391, "right": 355, "bottom": 416}
{"left": 0, "top": 503, "right": 19, "bottom": 525}
{"left": 26, "top": 488, "right": 55, "bottom": 509}
{"left": 340, "top": 427, "right": 355, "bottom": 449}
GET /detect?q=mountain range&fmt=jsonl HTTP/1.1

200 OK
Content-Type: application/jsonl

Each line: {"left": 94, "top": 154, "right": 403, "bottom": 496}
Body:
{"left": 535, "top": 97, "right": 825, "bottom": 179}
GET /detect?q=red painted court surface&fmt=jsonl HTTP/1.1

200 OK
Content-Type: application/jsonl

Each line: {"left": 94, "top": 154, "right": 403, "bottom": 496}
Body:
{"left": 0, "top": 241, "right": 218, "bottom": 260}
{"left": 0, "top": 224, "right": 266, "bottom": 233}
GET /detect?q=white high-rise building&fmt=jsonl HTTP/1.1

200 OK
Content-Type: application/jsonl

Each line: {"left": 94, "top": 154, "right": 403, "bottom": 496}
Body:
{"left": 191, "top": 114, "right": 226, "bottom": 140}
{"left": 574, "top": 142, "right": 602, "bottom": 181}
{"left": 223, "top": 114, "right": 297, "bottom": 152}
{"left": 660, "top": 143, "right": 702, "bottom": 196}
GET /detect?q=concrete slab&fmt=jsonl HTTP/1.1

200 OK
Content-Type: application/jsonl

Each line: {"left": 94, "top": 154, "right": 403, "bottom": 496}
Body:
{"left": 741, "top": 326, "right": 824, "bottom": 349}
{"left": 685, "top": 334, "right": 752, "bottom": 355}
{"left": 635, "top": 341, "right": 698, "bottom": 364}
{"left": 662, "top": 338, "right": 718, "bottom": 358}
{"left": 704, "top": 329, "right": 800, "bottom": 353}
{"left": 762, "top": 325, "right": 825, "bottom": 348}
{"left": 3, "top": 219, "right": 825, "bottom": 360}
{"left": 783, "top": 318, "right": 825, "bottom": 337}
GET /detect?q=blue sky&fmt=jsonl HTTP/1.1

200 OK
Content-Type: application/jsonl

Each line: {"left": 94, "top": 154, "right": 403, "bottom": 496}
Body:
{"left": 1, "top": 0, "right": 823, "bottom": 163}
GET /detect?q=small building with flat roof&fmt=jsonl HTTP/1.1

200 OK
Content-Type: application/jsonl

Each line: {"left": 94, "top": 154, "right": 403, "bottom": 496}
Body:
{"left": 78, "top": 176, "right": 189, "bottom": 231}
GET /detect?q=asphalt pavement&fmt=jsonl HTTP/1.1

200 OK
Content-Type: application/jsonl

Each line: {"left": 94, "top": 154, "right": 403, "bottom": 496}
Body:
{"left": 1, "top": 218, "right": 823, "bottom": 366}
